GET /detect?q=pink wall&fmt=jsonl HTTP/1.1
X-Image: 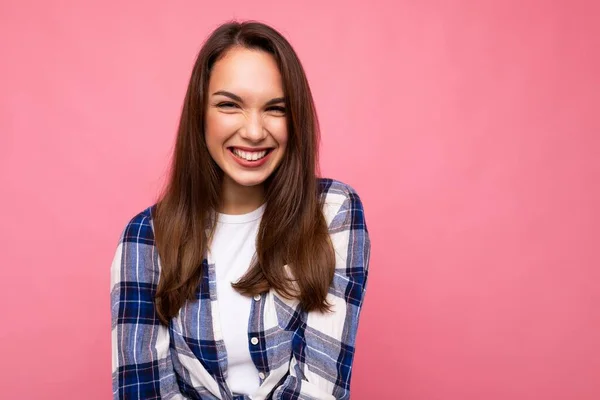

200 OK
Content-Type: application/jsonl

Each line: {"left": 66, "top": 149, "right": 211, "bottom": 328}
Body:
{"left": 1, "top": 1, "right": 598, "bottom": 399}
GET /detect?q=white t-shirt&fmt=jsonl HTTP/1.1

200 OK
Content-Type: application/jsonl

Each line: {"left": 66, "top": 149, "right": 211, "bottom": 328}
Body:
{"left": 210, "top": 203, "right": 266, "bottom": 395}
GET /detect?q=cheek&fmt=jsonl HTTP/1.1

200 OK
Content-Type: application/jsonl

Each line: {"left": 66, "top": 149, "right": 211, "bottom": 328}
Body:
{"left": 205, "top": 113, "right": 236, "bottom": 146}
{"left": 267, "top": 118, "right": 288, "bottom": 146}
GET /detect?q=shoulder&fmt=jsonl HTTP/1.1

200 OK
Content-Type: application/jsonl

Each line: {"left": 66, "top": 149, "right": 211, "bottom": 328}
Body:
{"left": 317, "top": 178, "right": 367, "bottom": 230}
{"left": 118, "top": 205, "right": 157, "bottom": 247}
{"left": 318, "top": 177, "right": 363, "bottom": 206}
{"left": 111, "top": 205, "right": 159, "bottom": 282}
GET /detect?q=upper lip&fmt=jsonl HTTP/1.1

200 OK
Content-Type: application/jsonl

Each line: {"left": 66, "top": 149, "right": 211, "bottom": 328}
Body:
{"left": 229, "top": 146, "right": 273, "bottom": 152}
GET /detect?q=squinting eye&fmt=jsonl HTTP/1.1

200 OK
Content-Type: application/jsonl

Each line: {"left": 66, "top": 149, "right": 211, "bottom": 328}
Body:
{"left": 217, "top": 102, "right": 238, "bottom": 109}
{"left": 268, "top": 106, "right": 286, "bottom": 114}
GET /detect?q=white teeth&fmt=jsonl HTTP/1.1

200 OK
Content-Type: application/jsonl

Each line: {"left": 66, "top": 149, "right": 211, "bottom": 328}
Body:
{"left": 232, "top": 148, "right": 268, "bottom": 161}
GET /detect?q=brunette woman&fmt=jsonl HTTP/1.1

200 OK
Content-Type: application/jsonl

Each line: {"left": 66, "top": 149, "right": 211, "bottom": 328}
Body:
{"left": 111, "top": 20, "right": 370, "bottom": 400}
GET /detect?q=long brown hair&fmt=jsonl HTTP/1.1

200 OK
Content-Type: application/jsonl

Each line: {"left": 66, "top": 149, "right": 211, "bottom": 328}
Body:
{"left": 153, "top": 21, "right": 334, "bottom": 326}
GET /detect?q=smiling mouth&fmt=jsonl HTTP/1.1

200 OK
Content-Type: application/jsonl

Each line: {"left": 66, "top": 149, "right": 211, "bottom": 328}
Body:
{"left": 228, "top": 147, "right": 273, "bottom": 161}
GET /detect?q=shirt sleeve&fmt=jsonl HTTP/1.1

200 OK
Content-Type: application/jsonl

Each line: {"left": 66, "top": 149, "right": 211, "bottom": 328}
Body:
{"left": 272, "top": 185, "right": 371, "bottom": 400}
{"left": 111, "top": 210, "right": 185, "bottom": 400}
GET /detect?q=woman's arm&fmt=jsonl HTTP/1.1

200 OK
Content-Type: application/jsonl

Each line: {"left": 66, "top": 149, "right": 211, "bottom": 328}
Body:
{"left": 111, "top": 209, "right": 184, "bottom": 399}
{"left": 272, "top": 183, "right": 371, "bottom": 400}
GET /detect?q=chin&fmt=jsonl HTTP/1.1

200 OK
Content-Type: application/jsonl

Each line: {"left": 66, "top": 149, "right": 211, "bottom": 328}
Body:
{"left": 227, "top": 172, "right": 271, "bottom": 188}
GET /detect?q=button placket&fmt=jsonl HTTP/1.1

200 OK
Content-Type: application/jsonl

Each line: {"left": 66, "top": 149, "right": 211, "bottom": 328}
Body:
{"left": 249, "top": 293, "right": 264, "bottom": 384}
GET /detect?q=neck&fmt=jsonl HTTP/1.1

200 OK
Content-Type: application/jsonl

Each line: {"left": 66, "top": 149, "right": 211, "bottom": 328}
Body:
{"left": 219, "top": 176, "right": 265, "bottom": 215}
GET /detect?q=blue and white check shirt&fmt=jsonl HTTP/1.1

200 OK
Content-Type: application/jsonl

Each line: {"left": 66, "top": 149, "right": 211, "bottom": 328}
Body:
{"left": 111, "top": 179, "right": 371, "bottom": 399}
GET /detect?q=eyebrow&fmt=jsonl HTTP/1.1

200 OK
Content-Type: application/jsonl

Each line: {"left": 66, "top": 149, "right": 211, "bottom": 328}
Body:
{"left": 212, "top": 90, "right": 285, "bottom": 106}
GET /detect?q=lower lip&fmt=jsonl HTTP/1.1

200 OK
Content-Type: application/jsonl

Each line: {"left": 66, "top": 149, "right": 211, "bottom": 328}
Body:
{"left": 228, "top": 148, "right": 273, "bottom": 168}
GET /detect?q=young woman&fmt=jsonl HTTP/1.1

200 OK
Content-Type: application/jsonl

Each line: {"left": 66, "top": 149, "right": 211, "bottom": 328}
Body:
{"left": 111, "top": 21, "right": 370, "bottom": 400}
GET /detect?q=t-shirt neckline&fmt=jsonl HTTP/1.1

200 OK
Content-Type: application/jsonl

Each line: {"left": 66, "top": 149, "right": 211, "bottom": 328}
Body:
{"left": 216, "top": 202, "right": 266, "bottom": 224}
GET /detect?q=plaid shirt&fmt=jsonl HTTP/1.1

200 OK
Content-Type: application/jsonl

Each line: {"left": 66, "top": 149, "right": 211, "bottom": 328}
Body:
{"left": 111, "top": 179, "right": 371, "bottom": 400}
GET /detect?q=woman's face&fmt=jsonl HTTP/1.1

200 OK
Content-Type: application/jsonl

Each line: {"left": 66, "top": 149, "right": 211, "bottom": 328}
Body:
{"left": 205, "top": 46, "right": 288, "bottom": 189}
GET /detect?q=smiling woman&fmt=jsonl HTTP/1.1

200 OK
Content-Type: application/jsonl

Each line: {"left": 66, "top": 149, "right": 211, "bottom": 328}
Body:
{"left": 205, "top": 48, "right": 288, "bottom": 201}
{"left": 110, "top": 20, "right": 371, "bottom": 400}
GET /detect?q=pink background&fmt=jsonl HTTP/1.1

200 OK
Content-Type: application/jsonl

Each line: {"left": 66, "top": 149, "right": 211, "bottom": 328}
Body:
{"left": 1, "top": 1, "right": 599, "bottom": 399}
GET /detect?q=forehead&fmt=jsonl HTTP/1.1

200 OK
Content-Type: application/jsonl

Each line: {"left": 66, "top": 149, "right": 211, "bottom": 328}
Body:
{"left": 208, "top": 47, "right": 284, "bottom": 96}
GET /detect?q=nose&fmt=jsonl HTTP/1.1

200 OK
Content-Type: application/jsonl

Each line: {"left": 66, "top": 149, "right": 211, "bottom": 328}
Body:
{"left": 239, "top": 112, "right": 268, "bottom": 142}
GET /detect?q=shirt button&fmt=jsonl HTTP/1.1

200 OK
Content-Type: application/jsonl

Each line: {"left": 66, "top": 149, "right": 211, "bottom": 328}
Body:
{"left": 251, "top": 337, "right": 259, "bottom": 345}
{"left": 253, "top": 294, "right": 261, "bottom": 301}
{"left": 258, "top": 372, "right": 266, "bottom": 380}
